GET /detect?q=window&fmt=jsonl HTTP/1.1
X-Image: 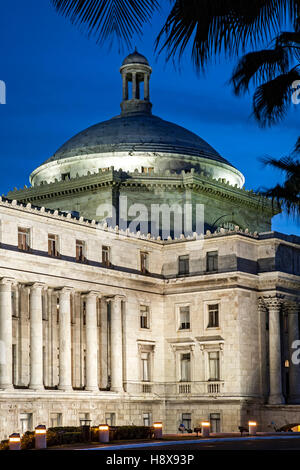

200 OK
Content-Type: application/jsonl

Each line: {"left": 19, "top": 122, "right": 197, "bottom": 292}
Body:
{"left": 20, "top": 413, "right": 32, "bottom": 434}
{"left": 61, "top": 172, "right": 70, "bottom": 181}
{"left": 42, "top": 293, "right": 47, "bottom": 321}
{"left": 11, "top": 290, "right": 18, "bottom": 317}
{"left": 206, "top": 251, "right": 218, "bottom": 272}
{"left": 178, "top": 255, "right": 189, "bottom": 275}
{"left": 76, "top": 239, "right": 86, "bottom": 262}
{"left": 79, "top": 412, "right": 90, "bottom": 426}
{"left": 140, "top": 305, "right": 150, "bottom": 329}
{"left": 12, "top": 344, "right": 17, "bottom": 385}
{"left": 82, "top": 301, "right": 86, "bottom": 325}
{"left": 179, "top": 306, "right": 190, "bottom": 330}
{"left": 141, "top": 167, "right": 154, "bottom": 174}
{"left": 207, "top": 304, "right": 219, "bottom": 328}
{"left": 210, "top": 413, "right": 221, "bottom": 433}
{"left": 105, "top": 413, "right": 116, "bottom": 426}
{"left": 18, "top": 227, "right": 30, "bottom": 251}
{"left": 181, "top": 413, "right": 191, "bottom": 430}
{"left": 50, "top": 413, "right": 62, "bottom": 428}
{"left": 180, "top": 353, "right": 191, "bottom": 382}
{"left": 143, "top": 413, "right": 151, "bottom": 426}
{"left": 102, "top": 245, "right": 110, "bottom": 267}
{"left": 140, "top": 251, "right": 149, "bottom": 273}
{"left": 208, "top": 352, "right": 220, "bottom": 381}
{"left": 48, "top": 234, "right": 59, "bottom": 257}
{"left": 141, "top": 352, "right": 150, "bottom": 382}
{"left": 56, "top": 297, "right": 60, "bottom": 324}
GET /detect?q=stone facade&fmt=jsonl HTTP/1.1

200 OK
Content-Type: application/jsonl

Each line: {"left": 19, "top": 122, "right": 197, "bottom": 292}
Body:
{"left": 0, "top": 51, "right": 299, "bottom": 439}
{"left": 0, "top": 198, "right": 299, "bottom": 438}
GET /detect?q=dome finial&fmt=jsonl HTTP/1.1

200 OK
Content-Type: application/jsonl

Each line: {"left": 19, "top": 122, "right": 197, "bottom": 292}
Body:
{"left": 120, "top": 50, "right": 152, "bottom": 115}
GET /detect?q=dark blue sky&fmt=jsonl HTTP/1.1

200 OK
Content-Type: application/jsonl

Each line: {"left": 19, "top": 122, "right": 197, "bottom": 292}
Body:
{"left": 1, "top": 1, "right": 299, "bottom": 234}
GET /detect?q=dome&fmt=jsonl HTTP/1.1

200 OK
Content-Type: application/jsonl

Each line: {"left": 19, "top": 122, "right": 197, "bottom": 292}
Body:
{"left": 30, "top": 51, "right": 244, "bottom": 188}
{"left": 45, "top": 113, "right": 230, "bottom": 166}
{"left": 122, "top": 50, "right": 149, "bottom": 66}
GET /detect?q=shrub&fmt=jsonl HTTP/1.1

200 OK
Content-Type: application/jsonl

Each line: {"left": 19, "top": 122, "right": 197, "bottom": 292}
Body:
{"left": 21, "top": 431, "right": 35, "bottom": 450}
{"left": 0, "top": 440, "right": 9, "bottom": 451}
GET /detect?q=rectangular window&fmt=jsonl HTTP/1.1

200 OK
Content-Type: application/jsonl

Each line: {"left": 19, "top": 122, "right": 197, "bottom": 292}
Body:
{"left": 210, "top": 413, "right": 221, "bottom": 433}
{"left": 141, "top": 352, "right": 150, "bottom": 382}
{"left": 20, "top": 413, "right": 32, "bottom": 433}
{"left": 140, "top": 251, "right": 149, "bottom": 273}
{"left": 79, "top": 412, "right": 90, "bottom": 426}
{"left": 105, "top": 413, "right": 116, "bottom": 426}
{"left": 76, "top": 239, "right": 86, "bottom": 262}
{"left": 178, "top": 255, "right": 189, "bottom": 275}
{"left": 50, "top": 413, "right": 62, "bottom": 428}
{"left": 61, "top": 172, "right": 70, "bottom": 181}
{"left": 102, "top": 245, "right": 111, "bottom": 267}
{"left": 143, "top": 413, "right": 151, "bottom": 427}
{"left": 82, "top": 301, "right": 86, "bottom": 326}
{"left": 180, "top": 353, "right": 191, "bottom": 382}
{"left": 181, "top": 413, "right": 191, "bottom": 430}
{"left": 56, "top": 297, "right": 60, "bottom": 324}
{"left": 208, "top": 351, "right": 220, "bottom": 381}
{"left": 12, "top": 343, "right": 17, "bottom": 385}
{"left": 179, "top": 306, "right": 190, "bottom": 330}
{"left": 11, "top": 290, "right": 18, "bottom": 318}
{"left": 140, "top": 305, "right": 150, "bottom": 329}
{"left": 18, "top": 227, "right": 30, "bottom": 251}
{"left": 206, "top": 251, "right": 218, "bottom": 272}
{"left": 48, "top": 234, "right": 59, "bottom": 257}
{"left": 207, "top": 304, "right": 219, "bottom": 328}
{"left": 141, "top": 167, "right": 154, "bottom": 174}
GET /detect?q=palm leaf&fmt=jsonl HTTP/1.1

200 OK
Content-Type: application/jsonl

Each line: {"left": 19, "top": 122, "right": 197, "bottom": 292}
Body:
{"left": 253, "top": 68, "right": 300, "bottom": 125}
{"left": 51, "top": 0, "right": 159, "bottom": 49}
{"left": 231, "top": 47, "right": 290, "bottom": 95}
{"left": 155, "top": 0, "right": 300, "bottom": 71}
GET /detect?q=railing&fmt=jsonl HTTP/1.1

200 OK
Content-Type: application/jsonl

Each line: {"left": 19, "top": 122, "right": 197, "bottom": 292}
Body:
{"left": 207, "top": 382, "right": 221, "bottom": 394}
{"left": 124, "top": 381, "right": 224, "bottom": 396}
{"left": 142, "top": 383, "right": 152, "bottom": 393}
{"left": 178, "top": 383, "right": 191, "bottom": 394}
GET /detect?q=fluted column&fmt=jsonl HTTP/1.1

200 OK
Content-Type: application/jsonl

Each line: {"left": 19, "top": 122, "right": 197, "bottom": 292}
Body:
{"left": 85, "top": 291, "right": 99, "bottom": 391}
{"left": 265, "top": 296, "right": 284, "bottom": 404}
{"left": 29, "top": 283, "right": 45, "bottom": 390}
{"left": 110, "top": 295, "right": 124, "bottom": 392}
{"left": 132, "top": 72, "right": 137, "bottom": 99}
{"left": 0, "top": 278, "right": 14, "bottom": 389}
{"left": 100, "top": 297, "right": 108, "bottom": 389}
{"left": 122, "top": 73, "right": 128, "bottom": 100}
{"left": 144, "top": 73, "right": 149, "bottom": 100}
{"left": 58, "top": 287, "right": 72, "bottom": 391}
{"left": 287, "top": 301, "right": 300, "bottom": 403}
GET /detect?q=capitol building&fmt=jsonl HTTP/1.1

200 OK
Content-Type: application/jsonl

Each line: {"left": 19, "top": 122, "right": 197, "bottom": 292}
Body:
{"left": 0, "top": 51, "right": 300, "bottom": 438}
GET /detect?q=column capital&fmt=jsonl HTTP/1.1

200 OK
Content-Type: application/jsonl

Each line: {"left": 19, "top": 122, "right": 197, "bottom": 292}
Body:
{"left": 86, "top": 290, "right": 101, "bottom": 298}
{"left": 0, "top": 277, "right": 14, "bottom": 286}
{"left": 284, "top": 300, "right": 299, "bottom": 315}
{"left": 261, "top": 295, "right": 284, "bottom": 310}
{"left": 55, "top": 286, "right": 74, "bottom": 294}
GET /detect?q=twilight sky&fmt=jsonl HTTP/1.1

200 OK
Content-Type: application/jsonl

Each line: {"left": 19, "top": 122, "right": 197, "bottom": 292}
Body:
{"left": 0, "top": 1, "right": 299, "bottom": 235}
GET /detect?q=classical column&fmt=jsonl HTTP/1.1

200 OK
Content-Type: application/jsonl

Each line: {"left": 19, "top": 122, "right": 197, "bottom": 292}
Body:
{"left": 132, "top": 72, "right": 137, "bottom": 99}
{"left": 287, "top": 301, "right": 300, "bottom": 403}
{"left": 29, "top": 283, "right": 45, "bottom": 390}
{"left": 122, "top": 73, "right": 128, "bottom": 100}
{"left": 265, "top": 296, "right": 284, "bottom": 404}
{"left": 144, "top": 73, "right": 149, "bottom": 101}
{"left": 0, "top": 278, "right": 14, "bottom": 389}
{"left": 110, "top": 295, "right": 124, "bottom": 392}
{"left": 100, "top": 297, "right": 108, "bottom": 389}
{"left": 85, "top": 291, "right": 99, "bottom": 391}
{"left": 58, "top": 287, "right": 73, "bottom": 391}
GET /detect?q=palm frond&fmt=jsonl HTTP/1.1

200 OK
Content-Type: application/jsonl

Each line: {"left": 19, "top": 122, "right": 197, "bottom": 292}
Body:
{"left": 253, "top": 68, "right": 300, "bottom": 125}
{"left": 51, "top": 0, "right": 159, "bottom": 49}
{"left": 231, "top": 47, "right": 290, "bottom": 95}
{"left": 155, "top": 0, "right": 300, "bottom": 71}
